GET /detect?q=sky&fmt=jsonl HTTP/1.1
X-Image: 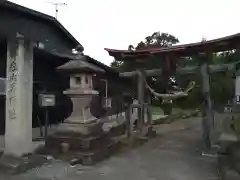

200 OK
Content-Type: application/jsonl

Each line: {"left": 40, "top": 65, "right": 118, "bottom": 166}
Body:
{"left": 9, "top": 0, "right": 240, "bottom": 65}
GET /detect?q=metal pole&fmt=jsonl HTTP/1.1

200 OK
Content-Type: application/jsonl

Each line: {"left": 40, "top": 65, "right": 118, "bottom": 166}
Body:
{"left": 55, "top": 4, "right": 58, "bottom": 19}
{"left": 100, "top": 79, "right": 108, "bottom": 107}
{"left": 37, "top": 115, "right": 43, "bottom": 137}
{"left": 147, "top": 96, "right": 152, "bottom": 125}
{"left": 106, "top": 80, "right": 108, "bottom": 107}
{"left": 137, "top": 70, "right": 144, "bottom": 131}
{"left": 46, "top": 2, "right": 67, "bottom": 20}
{"left": 44, "top": 108, "right": 49, "bottom": 142}
{"left": 125, "top": 106, "right": 131, "bottom": 137}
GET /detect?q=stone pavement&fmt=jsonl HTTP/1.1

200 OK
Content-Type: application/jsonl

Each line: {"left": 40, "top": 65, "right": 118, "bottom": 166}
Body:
{"left": 1, "top": 117, "right": 219, "bottom": 180}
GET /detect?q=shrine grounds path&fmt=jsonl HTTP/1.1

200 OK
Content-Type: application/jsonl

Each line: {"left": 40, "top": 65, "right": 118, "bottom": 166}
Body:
{"left": 3, "top": 117, "right": 219, "bottom": 180}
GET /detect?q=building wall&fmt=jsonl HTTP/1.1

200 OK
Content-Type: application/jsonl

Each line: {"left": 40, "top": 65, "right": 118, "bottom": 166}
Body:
{"left": 91, "top": 75, "right": 133, "bottom": 117}
{"left": 0, "top": 9, "right": 76, "bottom": 53}
{"left": 0, "top": 39, "right": 72, "bottom": 135}
{"left": 0, "top": 38, "right": 6, "bottom": 133}
{"left": 32, "top": 49, "right": 72, "bottom": 127}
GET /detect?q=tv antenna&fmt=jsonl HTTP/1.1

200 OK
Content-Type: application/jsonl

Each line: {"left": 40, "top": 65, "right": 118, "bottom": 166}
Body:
{"left": 46, "top": 1, "right": 67, "bottom": 19}
{"left": 201, "top": 37, "right": 207, "bottom": 42}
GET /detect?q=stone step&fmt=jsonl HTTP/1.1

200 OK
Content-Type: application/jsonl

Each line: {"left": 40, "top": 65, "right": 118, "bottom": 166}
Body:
{"left": 0, "top": 154, "right": 47, "bottom": 175}
{"left": 220, "top": 166, "right": 240, "bottom": 180}
{"left": 46, "top": 133, "right": 110, "bottom": 151}
{"left": 74, "top": 140, "right": 120, "bottom": 165}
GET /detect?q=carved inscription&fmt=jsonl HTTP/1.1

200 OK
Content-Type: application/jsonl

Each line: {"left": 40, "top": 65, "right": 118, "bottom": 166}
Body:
{"left": 7, "top": 55, "right": 18, "bottom": 120}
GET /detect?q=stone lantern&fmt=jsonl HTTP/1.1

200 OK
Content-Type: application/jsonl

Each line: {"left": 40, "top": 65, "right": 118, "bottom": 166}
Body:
{"left": 46, "top": 56, "right": 119, "bottom": 165}
{"left": 55, "top": 58, "right": 106, "bottom": 135}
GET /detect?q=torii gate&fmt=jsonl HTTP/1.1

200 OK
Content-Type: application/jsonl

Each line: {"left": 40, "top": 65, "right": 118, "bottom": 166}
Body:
{"left": 105, "top": 32, "right": 240, "bottom": 149}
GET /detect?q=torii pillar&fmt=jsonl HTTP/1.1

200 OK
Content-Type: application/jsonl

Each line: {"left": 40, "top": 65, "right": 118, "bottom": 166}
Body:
{"left": 199, "top": 53, "right": 214, "bottom": 150}
{"left": 3, "top": 34, "right": 34, "bottom": 158}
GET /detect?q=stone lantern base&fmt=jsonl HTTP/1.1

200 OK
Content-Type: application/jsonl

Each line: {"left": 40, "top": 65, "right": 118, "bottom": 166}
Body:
{"left": 56, "top": 121, "right": 103, "bottom": 137}
{"left": 45, "top": 90, "right": 118, "bottom": 165}
{"left": 45, "top": 120, "right": 118, "bottom": 165}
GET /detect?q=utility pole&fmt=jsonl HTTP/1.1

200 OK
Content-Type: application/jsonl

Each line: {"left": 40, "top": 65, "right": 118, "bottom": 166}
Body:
{"left": 100, "top": 79, "right": 108, "bottom": 107}
{"left": 46, "top": 1, "right": 67, "bottom": 19}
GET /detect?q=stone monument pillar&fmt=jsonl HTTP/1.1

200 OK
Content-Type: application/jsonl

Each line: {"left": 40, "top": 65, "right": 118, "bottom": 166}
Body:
{"left": 4, "top": 36, "right": 34, "bottom": 157}
{"left": 0, "top": 34, "right": 36, "bottom": 173}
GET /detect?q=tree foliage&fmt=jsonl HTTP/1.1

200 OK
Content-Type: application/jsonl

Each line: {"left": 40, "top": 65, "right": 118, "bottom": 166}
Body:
{"left": 175, "top": 52, "right": 237, "bottom": 108}
{"left": 110, "top": 31, "right": 179, "bottom": 71}
{"left": 134, "top": 32, "right": 179, "bottom": 50}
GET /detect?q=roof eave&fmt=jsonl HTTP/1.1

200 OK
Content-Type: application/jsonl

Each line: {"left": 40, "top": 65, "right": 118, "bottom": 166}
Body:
{"left": 104, "top": 32, "right": 240, "bottom": 58}
{"left": 1, "top": 1, "right": 82, "bottom": 51}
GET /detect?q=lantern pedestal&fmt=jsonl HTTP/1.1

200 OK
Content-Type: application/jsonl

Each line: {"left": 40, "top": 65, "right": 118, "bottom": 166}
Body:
{"left": 55, "top": 89, "right": 103, "bottom": 137}
{"left": 44, "top": 62, "right": 118, "bottom": 165}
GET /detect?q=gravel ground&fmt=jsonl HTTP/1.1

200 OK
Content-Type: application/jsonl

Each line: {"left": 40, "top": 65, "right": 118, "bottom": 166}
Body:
{"left": 1, "top": 117, "right": 219, "bottom": 180}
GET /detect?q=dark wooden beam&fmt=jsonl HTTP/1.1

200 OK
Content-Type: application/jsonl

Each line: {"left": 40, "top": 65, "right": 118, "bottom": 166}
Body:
{"left": 120, "top": 69, "right": 162, "bottom": 77}
{"left": 200, "top": 62, "right": 213, "bottom": 149}
{"left": 120, "top": 63, "right": 237, "bottom": 77}
{"left": 137, "top": 70, "right": 145, "bottom": 131}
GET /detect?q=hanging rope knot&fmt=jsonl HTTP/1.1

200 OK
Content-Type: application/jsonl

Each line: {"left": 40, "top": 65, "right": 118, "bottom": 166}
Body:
{"left": 145, "top": 76, "right": 195, "bottom": 101}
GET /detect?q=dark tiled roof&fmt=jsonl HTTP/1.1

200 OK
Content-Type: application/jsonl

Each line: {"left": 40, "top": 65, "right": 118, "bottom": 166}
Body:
{"left": 0, "top": 0, "right": 83, "bottom": 51}
{"left": 53, "top": 52, "right": 119, "bottom": 76}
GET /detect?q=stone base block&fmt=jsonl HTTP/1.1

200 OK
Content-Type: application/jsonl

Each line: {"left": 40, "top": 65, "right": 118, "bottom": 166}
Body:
{"left": 228, "top": 142, "right": 240, "bottom": 174}
{"left": 75, "top": 140, "right": 119, "bottom": 165}
{"left": 56, "top": 121, "right": 103, "bottom": 137}
{"left": 44, "top": 120, "right": 121, "bottom": 165}
{"left": 46, "top": 133, "right": 110, "bottom": 151}
{"left": 140, "top": 125, "right": 156, "bottom": 138}
{"left": 43, "top": 138, "right": 120, "bottom": 166}
{"left": 218, "top": 153, "right": 240, "bottom": 180}
{"left": 119, "top": 135, "right": 147, "bottom": 147}
{"left": 0, "top": 154, "right": 47, "bottom": 174}
{"left": 109, "top": 121, "right": 126, "bottom": 137}
{"left": 222, "top": 168, "right": 240, "bottom": 180}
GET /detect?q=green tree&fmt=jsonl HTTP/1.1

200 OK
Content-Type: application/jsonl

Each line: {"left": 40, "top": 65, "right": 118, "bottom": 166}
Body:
{"left": 109, "top": 31, "right": 180, "bottom": 114}
{"left": 135, "top": 32, "right": 179, "bottom": 50}
{"left": 110, "top": 31, "right": 179, "bottom": 71}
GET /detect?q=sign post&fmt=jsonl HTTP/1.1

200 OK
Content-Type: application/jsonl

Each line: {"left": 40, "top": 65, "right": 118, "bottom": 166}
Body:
{"left": 38, "top": 93, "right": 56, "bottom": 142}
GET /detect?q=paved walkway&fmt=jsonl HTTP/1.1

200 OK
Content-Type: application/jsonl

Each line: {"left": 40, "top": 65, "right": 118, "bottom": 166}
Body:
{"left": 2, "top": 117, "right": 219, "bottom": 180}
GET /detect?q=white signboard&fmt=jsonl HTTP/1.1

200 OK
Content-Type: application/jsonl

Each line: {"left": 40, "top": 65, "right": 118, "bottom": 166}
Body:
{"left": 38, "top": 94, "right": 56, "bottom": 107}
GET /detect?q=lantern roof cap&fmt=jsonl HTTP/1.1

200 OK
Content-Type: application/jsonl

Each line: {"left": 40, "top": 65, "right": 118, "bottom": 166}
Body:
{"left": 57, "top": 54, "right": 105, "bottom": 73}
